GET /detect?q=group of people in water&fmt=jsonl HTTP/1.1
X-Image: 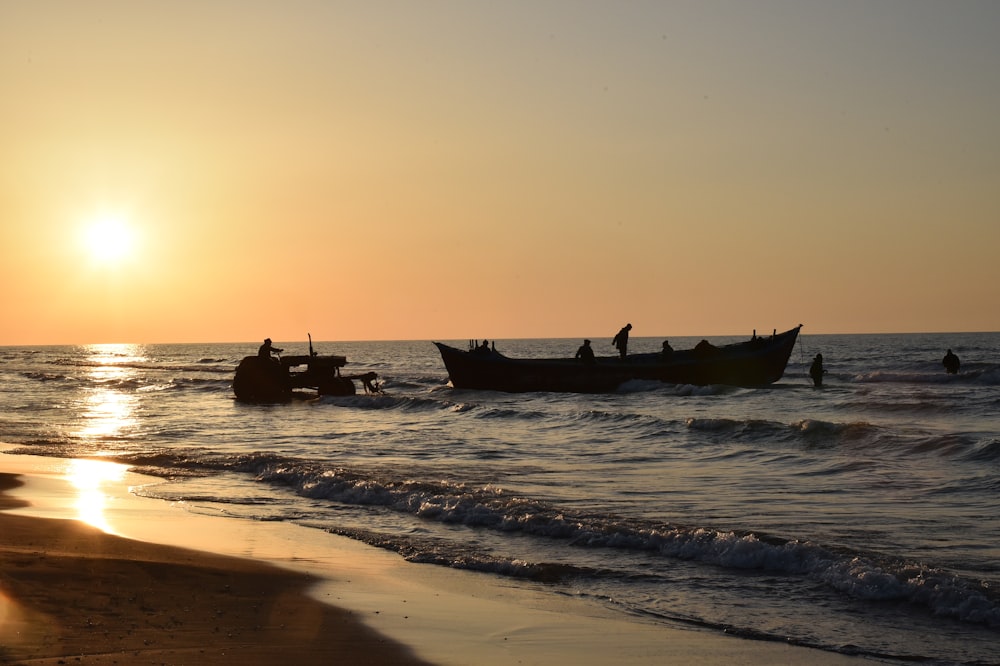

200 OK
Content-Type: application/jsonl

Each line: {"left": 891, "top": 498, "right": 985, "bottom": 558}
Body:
{"left": 807, "top": 348, "right": 962, "bottom": 387}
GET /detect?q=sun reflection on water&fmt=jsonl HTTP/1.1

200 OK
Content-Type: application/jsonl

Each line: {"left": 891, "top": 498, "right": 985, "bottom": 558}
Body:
{"left": 76, "top": 343, "right": 145, "bottom": 443}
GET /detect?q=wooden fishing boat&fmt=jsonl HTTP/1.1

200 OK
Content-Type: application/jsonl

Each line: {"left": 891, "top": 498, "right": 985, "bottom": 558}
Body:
{"left": 434, "top": 325, "right": 802, "bottom": 393}
{"left": 233, "top": 338, "right": 379, "bottom": 403}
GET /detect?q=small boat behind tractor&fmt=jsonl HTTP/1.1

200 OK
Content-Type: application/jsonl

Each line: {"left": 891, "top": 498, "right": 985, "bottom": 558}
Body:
{"left": 233, "top": 335, "right": 379, "bottom": 403}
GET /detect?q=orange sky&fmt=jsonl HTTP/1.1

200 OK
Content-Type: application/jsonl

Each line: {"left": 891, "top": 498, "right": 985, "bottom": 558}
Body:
{"left": 2, "top": 2, "right": 998, "bottom": 345}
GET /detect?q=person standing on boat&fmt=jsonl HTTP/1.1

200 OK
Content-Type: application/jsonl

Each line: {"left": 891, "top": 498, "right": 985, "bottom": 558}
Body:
{"left": 809, "top": 353, "right": 826, "bottom": 387}
{"left": 575, "top": 339, "right": 595, "bottom": 364}
{"left": 661, "top": 340, "right": 673, "bottom": 362}
{"left": 942, "top": 349, "right": 960, "bottom": 374}
{"left": 612, "top": 323, "right": 632, "bottom": 360}
{"left": 258, "top": 338, "right": 283, "bottom": 361}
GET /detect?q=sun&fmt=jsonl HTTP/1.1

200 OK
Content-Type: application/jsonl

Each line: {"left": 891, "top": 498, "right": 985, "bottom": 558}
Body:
{"left": 82, "top": 214, "right": 136, "bottom": 264}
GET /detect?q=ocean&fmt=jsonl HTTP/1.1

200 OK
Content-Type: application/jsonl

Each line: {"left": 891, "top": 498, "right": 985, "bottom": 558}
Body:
{"left": 1, "top": 331, "right": 998, "bottom": 665}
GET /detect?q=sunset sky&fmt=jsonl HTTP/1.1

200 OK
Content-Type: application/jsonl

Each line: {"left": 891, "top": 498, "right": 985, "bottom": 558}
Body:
{"left": 3, "top": 1, "right": 998, "bottom": 345}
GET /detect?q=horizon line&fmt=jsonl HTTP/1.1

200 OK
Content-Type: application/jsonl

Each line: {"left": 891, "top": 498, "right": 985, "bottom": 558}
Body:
{"left": 3, "top": 329, "right": 998, "bottom": 348}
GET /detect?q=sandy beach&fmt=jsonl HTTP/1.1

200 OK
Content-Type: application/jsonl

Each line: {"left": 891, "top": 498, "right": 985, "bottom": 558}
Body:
{"left": 0, "top": 450, "right": 874, "bottom": 665}
{"left": 0, "top": 469, "right": 429, "bottom": 665}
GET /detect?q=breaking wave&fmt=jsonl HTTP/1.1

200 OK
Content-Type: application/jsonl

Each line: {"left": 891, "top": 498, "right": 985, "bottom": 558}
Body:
{"left": 128, "top": 450, "right": 1000, "bottom": 631}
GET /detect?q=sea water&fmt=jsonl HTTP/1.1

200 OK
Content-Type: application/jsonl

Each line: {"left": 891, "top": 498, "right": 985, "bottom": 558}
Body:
{"left": 1, "top": 332, "right": 998, "bottom": 665}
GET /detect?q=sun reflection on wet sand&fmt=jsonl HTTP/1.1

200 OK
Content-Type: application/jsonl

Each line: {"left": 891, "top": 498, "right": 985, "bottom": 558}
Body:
{"left": 65, "top": 458, "right": 128, "bottom": 533}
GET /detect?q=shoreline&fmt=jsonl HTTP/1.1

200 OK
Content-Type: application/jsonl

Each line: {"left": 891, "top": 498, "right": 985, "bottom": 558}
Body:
{"left": 0, "top": 449, "right": 874, "bottom": 665}
{"left": 0, "top": 468, "right": 429, "bottom": 665}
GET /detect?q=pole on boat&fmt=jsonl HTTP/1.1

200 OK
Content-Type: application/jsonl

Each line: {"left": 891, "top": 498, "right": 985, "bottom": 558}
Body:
{"left": 308, "top": 333, "right": 316, "bottom": 356}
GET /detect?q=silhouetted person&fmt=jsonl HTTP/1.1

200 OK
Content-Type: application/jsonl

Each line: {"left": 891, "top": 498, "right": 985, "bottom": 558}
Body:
{"left": 661, "top": 340, "right": 673, "bottom": 362}
{"left": 809, "top": 353, "right": 826, "bottom": 387}
{"left": 612, "top": 323, "right": 632, "bottom": 359}
{"left": 476, "top": 339, "right": 491, "bottom": 354}
{"left": 942, "top": 349, "right": 960, "bottom": 374}
{"left": 258, "top": 338, "right": 283, "bottom": 362}
{"left": 575, "top": 339, "right": 595, "bottom": 364}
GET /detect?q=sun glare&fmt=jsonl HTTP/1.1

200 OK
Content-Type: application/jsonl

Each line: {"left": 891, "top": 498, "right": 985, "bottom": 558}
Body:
{"left": 82, "top": 215, "right": 135, "bottom": 264}
{"left": 65, "top": 458, "right": 129, "bottom": 533}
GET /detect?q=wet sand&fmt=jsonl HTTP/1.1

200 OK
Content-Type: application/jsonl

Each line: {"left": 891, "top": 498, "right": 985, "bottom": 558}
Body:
{"left": 0, "top": 472, "right": 429, "bottom": 665}
{"left": 0, "top": 451, "right": 874, "bottom": 665}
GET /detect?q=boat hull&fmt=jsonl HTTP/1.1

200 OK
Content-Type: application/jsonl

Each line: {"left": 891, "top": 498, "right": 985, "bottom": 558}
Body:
{"left": 434, "top": 326, "right": 802, "bottom": 393}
